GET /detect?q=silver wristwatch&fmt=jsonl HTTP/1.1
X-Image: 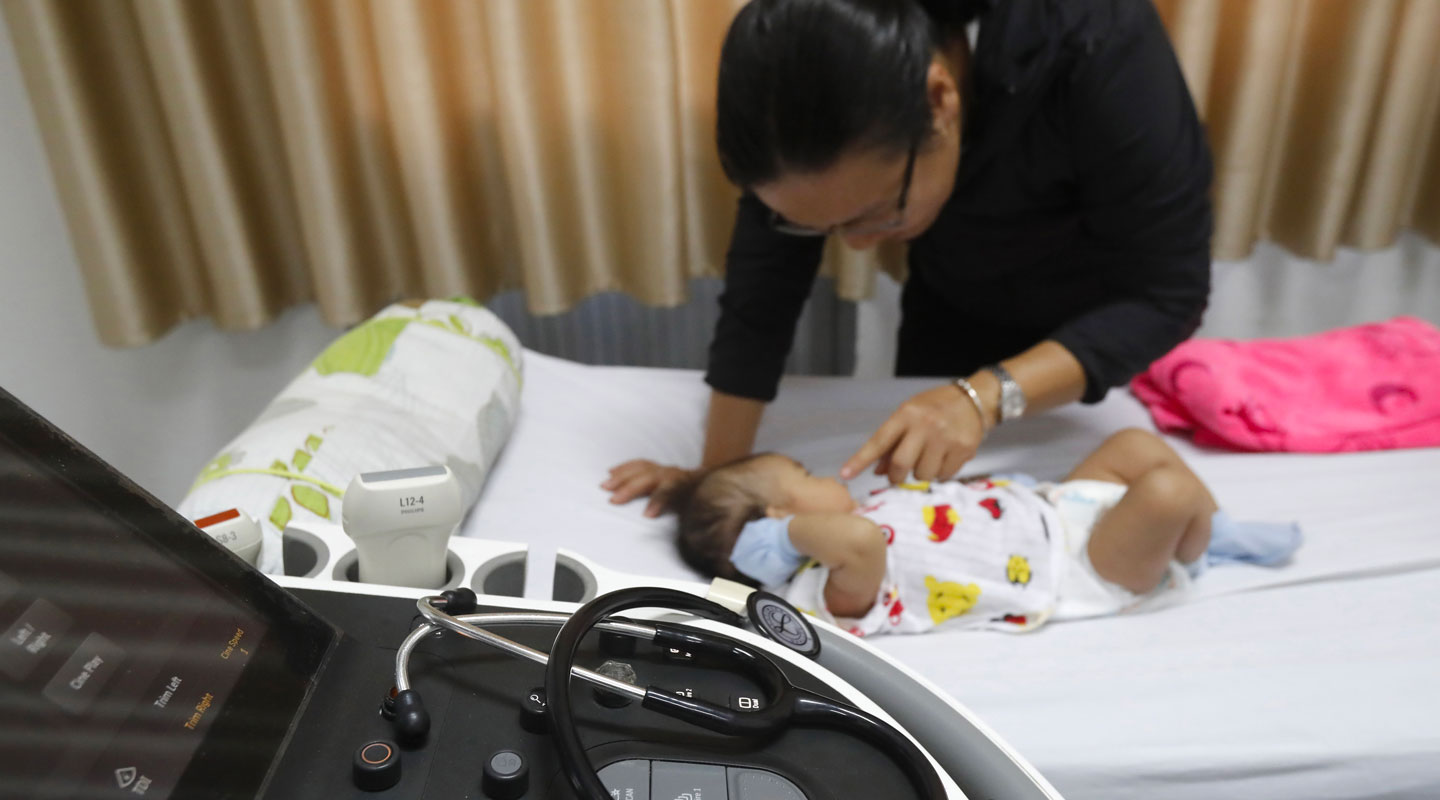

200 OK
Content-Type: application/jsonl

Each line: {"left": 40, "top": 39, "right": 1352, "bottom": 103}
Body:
{"left": 983, "top": 364, "right": 1026, "bottom": 424}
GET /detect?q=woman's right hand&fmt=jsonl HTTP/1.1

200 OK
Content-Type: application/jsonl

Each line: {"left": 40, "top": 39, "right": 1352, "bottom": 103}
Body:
{"left": 603, "top": 459, "right": 696, "bottom": 517}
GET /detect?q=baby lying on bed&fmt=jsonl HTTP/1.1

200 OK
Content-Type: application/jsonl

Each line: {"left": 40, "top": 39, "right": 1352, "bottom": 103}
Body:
{"left": 672, "top": 429, "right": 1299, "bottom": 635}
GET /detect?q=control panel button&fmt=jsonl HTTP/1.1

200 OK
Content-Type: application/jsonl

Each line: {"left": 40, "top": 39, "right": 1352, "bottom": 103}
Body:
{"left": 593, "top": 660, "right": 638, "bottom": 709}
{"left": 353, "top": 740, "right": 401, "bottom": 792}
{"left": 729, "top": 695, "right": 765, "bottom": 712}
{"left": 520, "top": 687, "right": 548, "bottom": 733}
{"left": 598, "top": 759, "right": 650, "bottom": 800}
{"left": 41, "top": 631, "right": 125, "bottom": 716}
{"left": 482, "top": 749, "right": 529, "bottom": 799}
{"left": 661, "top": 646, "right": 695, "bottom": 662}
{"left": 652, "top": 761, "right": 727, "bottom": 800}
{"left": 728, "top": 767, "right": 807, "bottom": 799}
{"left": 1, "top": 598, "right": 74, "bottom": 681}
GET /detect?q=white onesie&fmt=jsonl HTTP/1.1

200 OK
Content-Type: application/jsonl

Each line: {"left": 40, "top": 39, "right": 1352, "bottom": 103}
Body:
{"left": 782, "top": 478, "right": 1067, "bottom": 635}
{"left": 781, "top": 477, "right": 1191, "bottom": 636}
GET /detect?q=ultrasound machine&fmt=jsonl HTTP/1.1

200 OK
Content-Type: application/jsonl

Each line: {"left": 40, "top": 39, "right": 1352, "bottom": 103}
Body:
{"left": 0, "top": 388, "right": 1064, "bottom": 799}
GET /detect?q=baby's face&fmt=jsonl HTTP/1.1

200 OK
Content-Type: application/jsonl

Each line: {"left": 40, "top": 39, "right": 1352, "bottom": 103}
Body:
{"left": 750, "top": 455, "right": 856, "bottom": 515}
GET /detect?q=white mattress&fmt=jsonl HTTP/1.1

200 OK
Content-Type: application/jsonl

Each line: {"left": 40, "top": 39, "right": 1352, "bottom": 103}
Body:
{"left": 464, "top": 351, "right": 1440, "bottom": 799}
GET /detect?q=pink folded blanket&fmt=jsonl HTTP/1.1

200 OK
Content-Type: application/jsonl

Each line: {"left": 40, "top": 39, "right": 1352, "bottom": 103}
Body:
{"left": 1130, "top": 317, "right": 1440, "bottom": 452}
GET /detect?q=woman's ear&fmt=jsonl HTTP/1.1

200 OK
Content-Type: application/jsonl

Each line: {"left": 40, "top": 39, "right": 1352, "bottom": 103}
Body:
{"left": 927, "top": 58, "right": 962, "bottom": 135}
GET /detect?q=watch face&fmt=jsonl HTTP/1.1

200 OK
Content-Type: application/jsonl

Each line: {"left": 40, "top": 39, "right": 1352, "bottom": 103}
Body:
{"left": 746, "top": 592, "right": 820, "bottom": 659}
{"left": 1002, "top": 393, "right": 1024, "bottom": 420}
{"left": 987, "top": 364, "right": 1025, "bottom": 422}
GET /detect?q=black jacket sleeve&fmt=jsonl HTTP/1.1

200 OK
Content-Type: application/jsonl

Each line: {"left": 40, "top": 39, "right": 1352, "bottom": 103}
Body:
{"left": 1050, "top": 0, "right": 1213, "bottom": 403}
{"left": 704, "top": 193, "right": 825, "bottom": 401}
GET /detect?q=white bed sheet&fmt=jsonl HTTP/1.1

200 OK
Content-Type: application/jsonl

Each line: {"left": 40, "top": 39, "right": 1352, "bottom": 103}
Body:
{"left": 464, "top": 351, "right": 1440, "bottom": 799}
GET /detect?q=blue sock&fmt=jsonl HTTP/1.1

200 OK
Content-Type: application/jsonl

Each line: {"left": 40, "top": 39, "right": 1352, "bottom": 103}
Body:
{"left": 1206, "top": 510, "right": 1303, "bottom": 567}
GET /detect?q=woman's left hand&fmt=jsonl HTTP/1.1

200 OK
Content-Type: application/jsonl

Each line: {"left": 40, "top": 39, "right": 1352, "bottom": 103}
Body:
{"left": 841, "top": 383, "right": 990, "bottom": 485}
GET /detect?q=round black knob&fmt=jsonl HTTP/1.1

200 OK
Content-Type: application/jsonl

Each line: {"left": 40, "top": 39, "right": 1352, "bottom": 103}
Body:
{"left": 592, "top": 660, "right": 637, "bottom": 709}
{"left": 353, "top": 740, "right": 401, "bottom": 792}
{"left": 520, "top": 687, "right": 548, "bottom": 734}
{"left": 482, "top": 749, "right": 529, "bottom": 799}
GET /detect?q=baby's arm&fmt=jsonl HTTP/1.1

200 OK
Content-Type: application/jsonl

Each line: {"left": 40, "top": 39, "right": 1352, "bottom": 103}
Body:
{"left": 787, "top": 514, "right": 886, "bottom": 618}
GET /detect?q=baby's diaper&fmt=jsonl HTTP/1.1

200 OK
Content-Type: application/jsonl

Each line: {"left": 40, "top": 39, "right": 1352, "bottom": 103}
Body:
{"left": 1041, "top": 480, "right": 1192, "bottom": 620}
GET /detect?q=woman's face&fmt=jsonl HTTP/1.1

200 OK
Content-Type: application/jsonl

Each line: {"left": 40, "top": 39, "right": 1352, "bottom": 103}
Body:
{"left": 751, "top": 57, "right": 965, "bottom": 251}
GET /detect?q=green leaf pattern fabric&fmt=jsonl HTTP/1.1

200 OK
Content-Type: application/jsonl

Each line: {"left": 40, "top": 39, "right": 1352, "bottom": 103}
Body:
{"left": 269, "top": 497, "right": 292, "bottom": 531}
{"left": 312, "top": 317, "right": 412, "bottom": 377}
{"left": 291, "top": 485, "right": 330, "bottom": 519}
{"left": 177, "top": 299, "right": 524, "bottom": 574}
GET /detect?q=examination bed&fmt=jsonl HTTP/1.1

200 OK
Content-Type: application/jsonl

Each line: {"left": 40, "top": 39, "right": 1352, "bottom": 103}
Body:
{"left": 461, "top": 351, "right": 1440, "bottom": 800}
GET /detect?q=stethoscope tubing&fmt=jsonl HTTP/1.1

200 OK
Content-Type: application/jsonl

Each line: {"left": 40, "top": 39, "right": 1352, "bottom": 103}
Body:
{"left": 395, "top": 590, "right": 947, "bottom": 800}
{"left": 399, "top": 598, "right": 654, "bottom": 700}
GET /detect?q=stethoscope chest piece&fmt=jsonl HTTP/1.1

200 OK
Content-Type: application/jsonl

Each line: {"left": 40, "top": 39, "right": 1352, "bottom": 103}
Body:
{"left": 746, "top": 591, "right": 820, "bottom": 659}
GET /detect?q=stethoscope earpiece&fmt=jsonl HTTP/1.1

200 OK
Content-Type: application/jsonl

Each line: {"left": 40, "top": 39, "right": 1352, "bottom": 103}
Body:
{"left": 387, "top": 588, "right": 472, "bottom": 744}
{"left": 439, "top": 587, "right": 478, "bottom": 615}
{"left": 391, "top": 689, "right": 430, "bottom": 743}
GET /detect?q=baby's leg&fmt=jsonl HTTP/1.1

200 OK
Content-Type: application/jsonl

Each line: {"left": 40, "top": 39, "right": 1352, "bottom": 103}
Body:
{"left": 1064, "top": 429, "right": 1217, "bottom": 594}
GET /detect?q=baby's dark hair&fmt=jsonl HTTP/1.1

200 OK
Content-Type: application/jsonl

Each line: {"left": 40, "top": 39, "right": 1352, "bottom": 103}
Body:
{"left": 669, "top": 455, "right": 779, "bottom": 587}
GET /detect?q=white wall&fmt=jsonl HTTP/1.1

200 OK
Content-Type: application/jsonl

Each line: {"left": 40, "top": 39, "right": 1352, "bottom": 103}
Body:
{"left": 1200, "top": 235, "right": 1440, "bottom": 339}
{"left": 0, "top": 16, "right": 337, "bottom": 505}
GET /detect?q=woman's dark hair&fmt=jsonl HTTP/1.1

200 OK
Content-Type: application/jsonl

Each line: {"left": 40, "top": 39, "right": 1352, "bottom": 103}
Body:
{"left": 716, "top": 0, "right": 970, "bottom": 188}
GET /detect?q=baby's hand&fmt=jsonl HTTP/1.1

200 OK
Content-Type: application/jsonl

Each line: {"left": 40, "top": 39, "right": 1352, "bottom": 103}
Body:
{"left": 603, "top": 460, "right": 695, "bottom": 517}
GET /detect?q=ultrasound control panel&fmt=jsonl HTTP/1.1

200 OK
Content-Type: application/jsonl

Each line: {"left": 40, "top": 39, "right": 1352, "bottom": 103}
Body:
{"left": 269, "top": 588, "right": 923, "bottom": 800}
{"left": 598, "top": 759, "right": 806, "bottom": 800}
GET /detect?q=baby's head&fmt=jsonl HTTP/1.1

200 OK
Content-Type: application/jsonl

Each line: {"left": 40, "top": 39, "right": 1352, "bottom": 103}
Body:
{"left": 671, "top": 453, "right": 855, "bottom": 583}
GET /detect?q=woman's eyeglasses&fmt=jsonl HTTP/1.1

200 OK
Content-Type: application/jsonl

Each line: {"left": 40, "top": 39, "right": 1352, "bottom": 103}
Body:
{"left": 768, "top": 139, "right": 919, "bottom": 237}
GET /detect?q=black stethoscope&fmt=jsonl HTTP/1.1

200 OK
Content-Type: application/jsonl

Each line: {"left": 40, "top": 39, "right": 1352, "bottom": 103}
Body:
{"left": 390, "top": 585, "right": 948, "bottom": 799}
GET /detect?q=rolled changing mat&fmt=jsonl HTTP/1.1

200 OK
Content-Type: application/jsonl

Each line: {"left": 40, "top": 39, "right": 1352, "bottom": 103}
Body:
{"left": 177, "top": 298, "right": 523, "bottom": 573}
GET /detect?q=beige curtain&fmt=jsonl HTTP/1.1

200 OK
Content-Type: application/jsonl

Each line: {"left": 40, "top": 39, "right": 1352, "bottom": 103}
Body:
{"left": 4, "top": 0, "right": 1438, "bottom": 346}
{"left": 1157, "top": 0, "right": 1440, "bottom": 260}
{"left": 2, "top": 0, "right": 766, "bottom": 345}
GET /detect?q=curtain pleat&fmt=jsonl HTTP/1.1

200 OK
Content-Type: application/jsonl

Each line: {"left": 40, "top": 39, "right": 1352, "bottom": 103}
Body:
{"left": 131, "top": 1, "right": 310, "bottom": 330}
{"left": 670, "top": 0, "right": 748, "bottom": 283}
{"left": 1158, "top": 0, "right": 1440, "bottom": 260}
{"left": 1419, "top": 111, "right": 1440, "bottom": 243}
{"left": 1347, "top": 0, "right": 1440, "bottom": 249}
{"left": 1268, "top": 0, "right": 1397, "bottom": 257}
{"left": 256, "top": 1, "right": 421, "bottom": 325}
{"left": 3, "top": 0, "right": 1438, "bottom": 346}
{"left": 369, "top": 2, "right": 488, "bottom": 300}
{"left": 6, "top": 0, "right": 207, "bottom": 344}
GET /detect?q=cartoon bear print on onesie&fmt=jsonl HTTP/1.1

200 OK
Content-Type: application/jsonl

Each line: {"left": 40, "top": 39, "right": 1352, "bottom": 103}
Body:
{"left": 923, "top": 505, "right": 960, "bottom": 542}
{"left": 924, "top": 576, "right": 981, "bottom": 625}
{"left": 1006, "top": 555, "right": 1032, "bottom": 586}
